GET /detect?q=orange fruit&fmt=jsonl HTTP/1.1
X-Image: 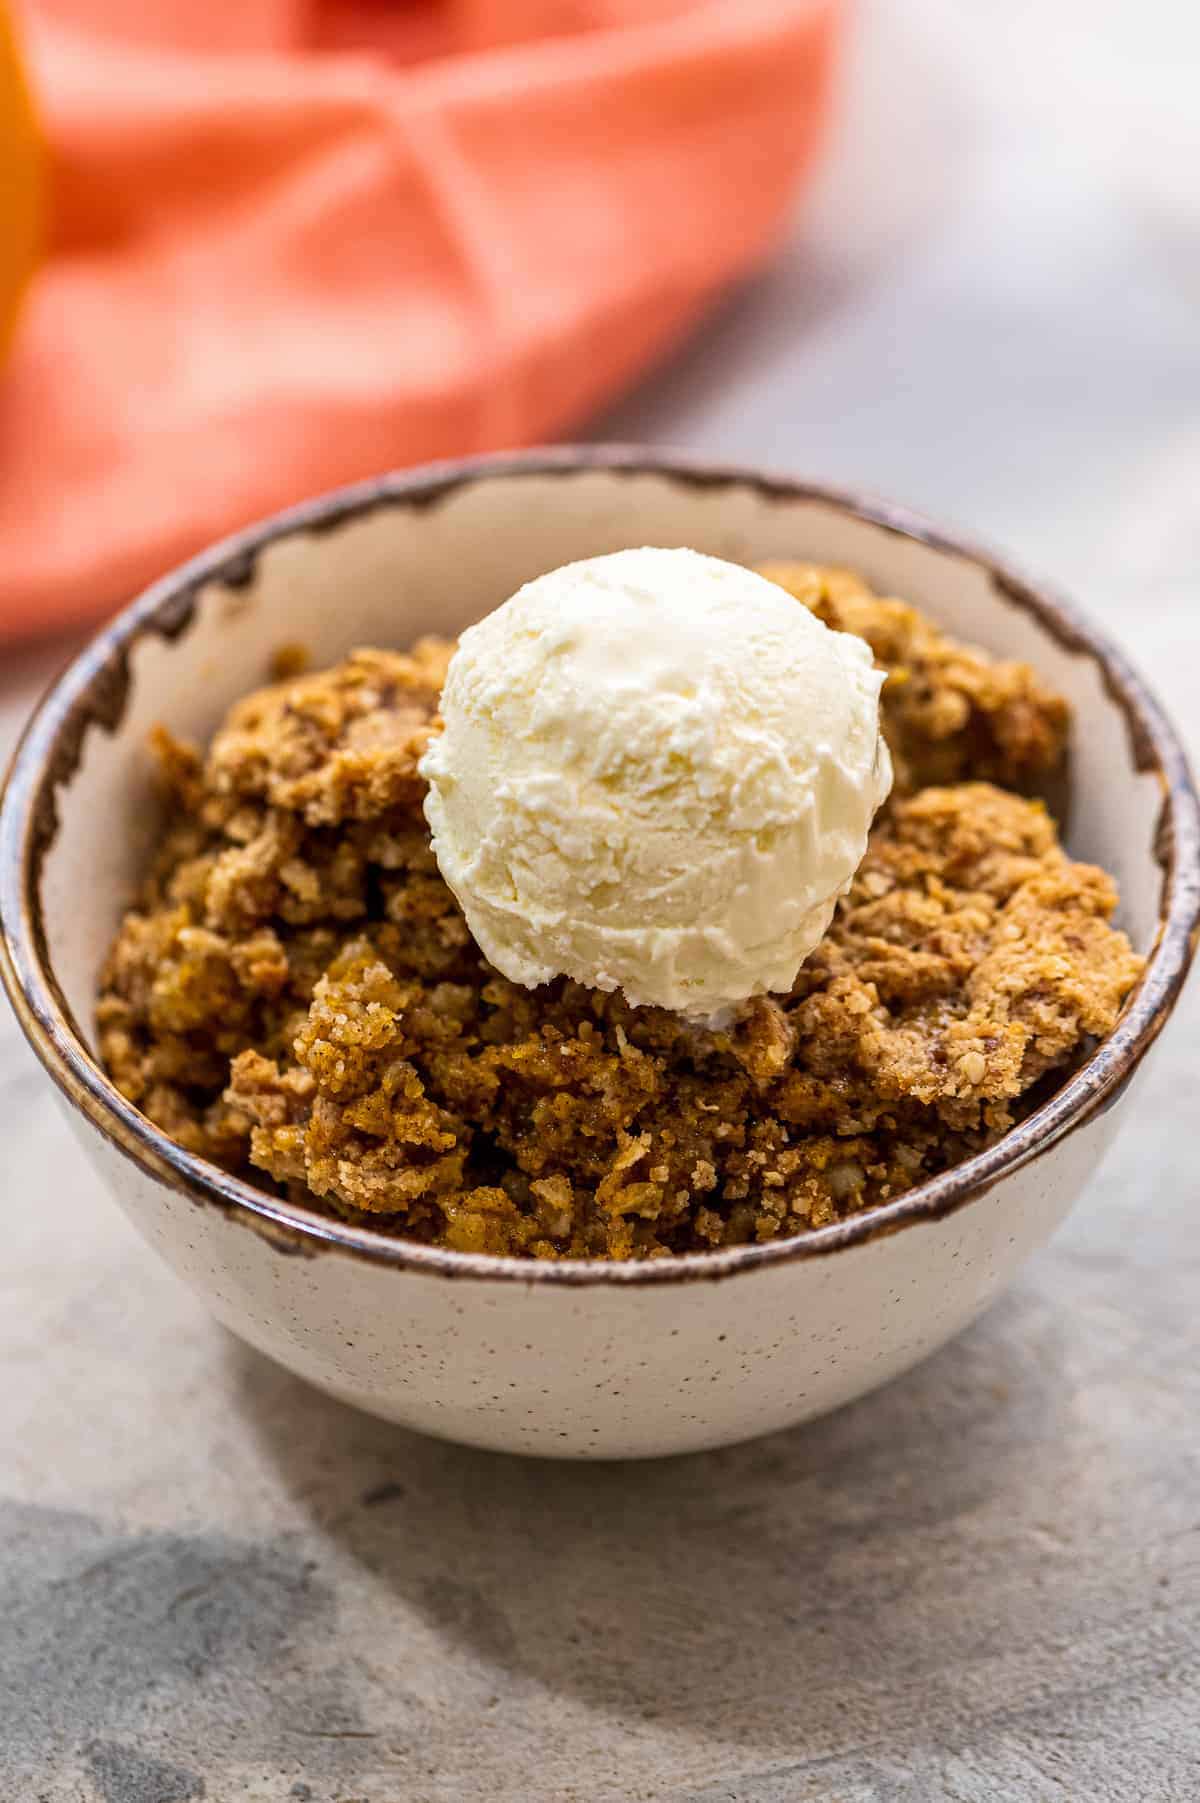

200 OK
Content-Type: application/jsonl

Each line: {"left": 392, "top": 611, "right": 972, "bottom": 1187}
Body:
{"left": 0, "top": 3, "right": 41, "bottom": 361}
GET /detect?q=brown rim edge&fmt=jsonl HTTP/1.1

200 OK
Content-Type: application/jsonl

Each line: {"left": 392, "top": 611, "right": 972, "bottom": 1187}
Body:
{"left": 2, "top": 447, "right": 1199, "bottom": 1286}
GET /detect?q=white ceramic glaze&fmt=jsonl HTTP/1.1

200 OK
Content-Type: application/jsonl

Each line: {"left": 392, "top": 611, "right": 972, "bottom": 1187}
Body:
{"left": 3, "top": 452, "right": 1196, "bottom": 1459}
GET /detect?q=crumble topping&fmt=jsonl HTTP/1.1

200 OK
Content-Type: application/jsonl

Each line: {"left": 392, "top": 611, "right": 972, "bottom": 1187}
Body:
{"left": 96, "top": 564, "right": 1140, "bottom": 1258}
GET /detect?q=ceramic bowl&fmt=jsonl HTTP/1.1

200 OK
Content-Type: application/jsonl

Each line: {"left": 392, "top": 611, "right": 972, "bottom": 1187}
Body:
{"left": 3, "top": 450, "right": 1198, "bottom": 1459}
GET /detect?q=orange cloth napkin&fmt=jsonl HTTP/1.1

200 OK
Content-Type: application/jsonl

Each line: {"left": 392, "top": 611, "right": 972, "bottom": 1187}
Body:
{"left": 1, "top": 0, "right": 836, "bottom": 637}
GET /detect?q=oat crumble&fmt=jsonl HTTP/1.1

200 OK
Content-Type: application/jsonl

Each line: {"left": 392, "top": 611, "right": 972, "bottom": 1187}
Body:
{"left": 96, "top": 564, "right": 1142, "bottom": 1258}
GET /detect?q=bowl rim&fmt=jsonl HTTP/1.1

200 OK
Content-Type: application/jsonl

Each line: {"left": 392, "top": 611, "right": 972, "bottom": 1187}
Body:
{"left": 3, "top": 445, "right": 1198, "bottom": 1286}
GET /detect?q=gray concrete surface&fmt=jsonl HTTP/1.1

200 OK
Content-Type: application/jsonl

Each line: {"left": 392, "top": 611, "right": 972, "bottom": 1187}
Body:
{"left": 3, "top": 1, "right": 1199, "bottom": 1796}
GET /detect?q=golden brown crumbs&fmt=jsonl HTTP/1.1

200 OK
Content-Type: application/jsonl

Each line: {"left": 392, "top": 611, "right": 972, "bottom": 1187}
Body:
{"left": 760, "top": 562, "right": 1071, "bottom": 795}
{"left": 96, "top": 564, "right": 1141, "bottom": 1259}
{"left": 268, "top": 641, "right": 312, "bottom": 681}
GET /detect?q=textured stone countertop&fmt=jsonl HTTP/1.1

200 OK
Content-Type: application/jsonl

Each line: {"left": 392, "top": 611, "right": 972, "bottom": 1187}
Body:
{"left": 3, "top": 2, "right": 1198, "bottom": 1797}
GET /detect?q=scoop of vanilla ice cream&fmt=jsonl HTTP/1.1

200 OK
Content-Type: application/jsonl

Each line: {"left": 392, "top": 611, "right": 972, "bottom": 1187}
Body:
{"left": 420, "top": 547, "right": 891, "bottom": 1018}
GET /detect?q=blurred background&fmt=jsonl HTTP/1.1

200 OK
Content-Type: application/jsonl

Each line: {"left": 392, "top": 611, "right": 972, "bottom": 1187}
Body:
{"left": 2, "top": 0, "right": 1198, "bottom": 722}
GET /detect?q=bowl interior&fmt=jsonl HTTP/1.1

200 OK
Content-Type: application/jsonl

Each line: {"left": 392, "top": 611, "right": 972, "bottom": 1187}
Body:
{"left": 30, "top": 464, "right": 1170, "bottom": 1061}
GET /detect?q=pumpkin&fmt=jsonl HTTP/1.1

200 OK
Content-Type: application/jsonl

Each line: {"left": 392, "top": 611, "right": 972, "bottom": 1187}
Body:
{"left": 0, "top": 3, "right": 40, "bottom": 360}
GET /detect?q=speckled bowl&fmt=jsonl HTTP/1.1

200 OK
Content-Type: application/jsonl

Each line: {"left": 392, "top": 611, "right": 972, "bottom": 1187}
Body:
{"left": 3, "top": 451, "right": 1198, "bottom": 1459}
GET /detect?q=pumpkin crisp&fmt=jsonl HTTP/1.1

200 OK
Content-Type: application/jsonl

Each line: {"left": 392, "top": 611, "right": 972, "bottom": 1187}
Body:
{"left": 96, "top": 565, "right": 1143, "bottom": 1259}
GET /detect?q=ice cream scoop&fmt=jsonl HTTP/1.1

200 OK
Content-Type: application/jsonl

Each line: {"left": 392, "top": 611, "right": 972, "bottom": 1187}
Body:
{"left": 419, "top": 547, "right": 891, "bottom": 1018}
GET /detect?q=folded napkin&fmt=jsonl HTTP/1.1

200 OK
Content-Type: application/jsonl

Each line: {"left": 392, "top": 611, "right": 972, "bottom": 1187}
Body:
{"left": 1, "top": 0, "right": 836, "bottom": 636}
